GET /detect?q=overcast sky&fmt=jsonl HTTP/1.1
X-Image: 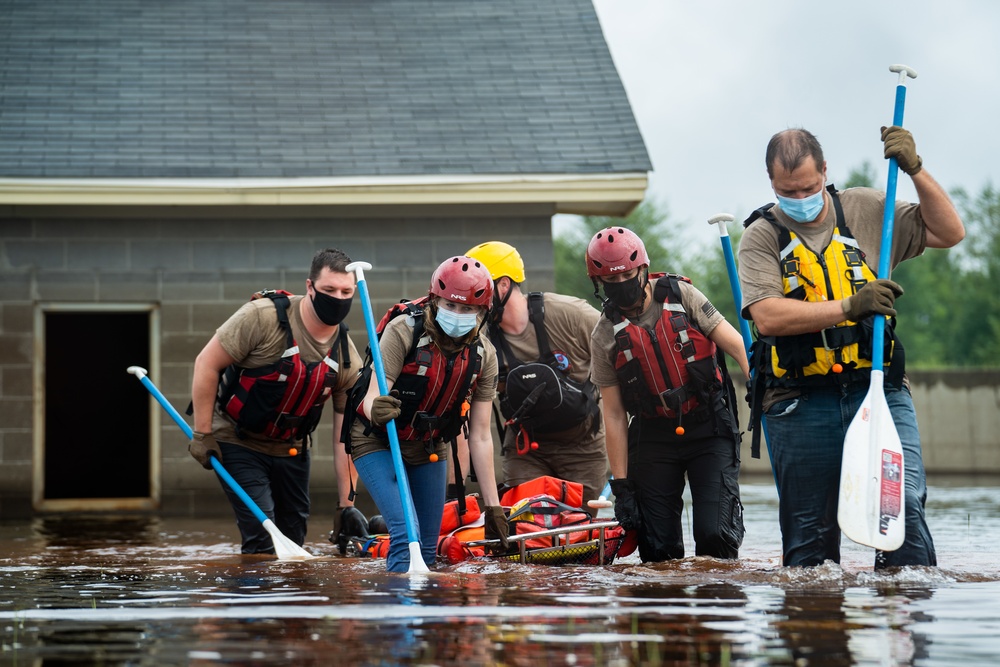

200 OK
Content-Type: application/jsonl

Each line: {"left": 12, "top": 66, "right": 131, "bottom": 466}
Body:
{"left": 559, "top": 0, "right": 1000, "bottom": 248}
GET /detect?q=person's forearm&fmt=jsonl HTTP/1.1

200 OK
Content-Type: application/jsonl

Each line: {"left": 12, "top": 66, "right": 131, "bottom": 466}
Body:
{"left": 911, "top": 169, "right": 965, "bottom": 248}
{"left": 191, "top": 362, "right": 219, "bottom": 434}
{"left": 468, "top": 435, "right": 500, "bottom": 506}
{"left": 748, "top": 297, "right": 849, "bottom": 337}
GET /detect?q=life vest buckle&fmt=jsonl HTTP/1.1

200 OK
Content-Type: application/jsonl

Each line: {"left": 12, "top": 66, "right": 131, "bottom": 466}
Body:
{"left": 820, "top": 327, "right": 838, "bottom": 351}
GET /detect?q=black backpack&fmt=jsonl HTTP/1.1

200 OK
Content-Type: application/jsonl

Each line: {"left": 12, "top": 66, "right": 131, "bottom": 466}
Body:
{"left": 492, "top": 293, "right": 601, "bottom": 448}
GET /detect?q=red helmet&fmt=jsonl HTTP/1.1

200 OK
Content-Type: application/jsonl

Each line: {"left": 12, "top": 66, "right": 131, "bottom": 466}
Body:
{"left": 429, "top": 256, "right": 494, "bottom": 307}
{"left": 585, "top": 227, "right": 650, "bottom": 278}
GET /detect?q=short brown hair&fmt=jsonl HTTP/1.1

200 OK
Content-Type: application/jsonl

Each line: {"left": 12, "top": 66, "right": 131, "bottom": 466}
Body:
{"left": 309, "top": 248, "right": 352, "bottom": 281}
{"left": 765, "top": 128, "right": 825, "bottom": 179}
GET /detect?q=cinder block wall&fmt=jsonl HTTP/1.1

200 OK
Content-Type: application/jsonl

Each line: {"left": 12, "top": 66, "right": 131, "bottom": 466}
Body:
{"left": 0, "top": 210, "right": 556, "bottom": 519}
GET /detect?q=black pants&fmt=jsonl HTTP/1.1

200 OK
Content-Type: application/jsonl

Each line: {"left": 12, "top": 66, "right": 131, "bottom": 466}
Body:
{"left": 217, "top": 442, "right": 311, "bottom": 554}
{"left": 629, "top": 418, "right": 744, "bottom": 561}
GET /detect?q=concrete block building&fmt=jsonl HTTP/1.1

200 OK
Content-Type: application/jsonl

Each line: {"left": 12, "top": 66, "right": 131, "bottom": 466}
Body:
{"left": 0, "top": 0, "right": 652, "bottom": 518}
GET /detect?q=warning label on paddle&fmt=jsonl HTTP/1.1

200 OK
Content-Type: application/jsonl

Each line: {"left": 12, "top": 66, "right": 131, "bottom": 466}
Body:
{"left": 879, "top": 450, "right": 903, "bottom": 534}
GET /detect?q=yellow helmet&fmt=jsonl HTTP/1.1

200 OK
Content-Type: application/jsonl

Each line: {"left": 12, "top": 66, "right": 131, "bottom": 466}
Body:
{"left": 466, "top": 241, "right": 526, "bottom": 283}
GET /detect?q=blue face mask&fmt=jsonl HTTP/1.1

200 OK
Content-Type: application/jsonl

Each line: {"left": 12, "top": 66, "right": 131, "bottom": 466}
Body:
{"left": 435, "top": 308, "right": 479, "bottom": 338}
{"left": 777, "top": 187, "right": 826, "bottom": 223}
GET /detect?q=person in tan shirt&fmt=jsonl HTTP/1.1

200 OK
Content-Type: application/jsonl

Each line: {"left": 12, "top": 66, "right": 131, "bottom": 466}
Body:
{"left": 189, "top": 248, "right": 362, "bottom": 554}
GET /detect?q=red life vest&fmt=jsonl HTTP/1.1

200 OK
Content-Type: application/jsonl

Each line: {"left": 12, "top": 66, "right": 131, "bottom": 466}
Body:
{"left": 353, "top": 297, "right": 483, "bottom": 443}
{"left": 218, "top": 291, "right": 349, "bottom": 443}
{"left": 607, "top": 274, "right": 722, "bottom": 421}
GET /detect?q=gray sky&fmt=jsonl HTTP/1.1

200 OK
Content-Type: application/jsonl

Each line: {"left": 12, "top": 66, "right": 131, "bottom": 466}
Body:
{"left": 558, "top": 0, "right": 1000, "bottom": 248}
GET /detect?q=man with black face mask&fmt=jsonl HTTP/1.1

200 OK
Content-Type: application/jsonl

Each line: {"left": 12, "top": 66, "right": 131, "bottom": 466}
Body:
{"left": 190, "top": 247, "right": 362, "bottom": 554}
{"left": 587, "top": 227, "right": 750, "bottom": 562}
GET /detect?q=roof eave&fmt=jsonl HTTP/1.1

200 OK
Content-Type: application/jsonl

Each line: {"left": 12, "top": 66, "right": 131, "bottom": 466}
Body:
{"left": 0, "top": 173, "right": 648, "bottom": 217}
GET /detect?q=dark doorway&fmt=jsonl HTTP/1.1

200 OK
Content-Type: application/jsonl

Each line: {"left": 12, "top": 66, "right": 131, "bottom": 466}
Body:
{"left": 44, "top": 311, "right": 151, "bottom": 500}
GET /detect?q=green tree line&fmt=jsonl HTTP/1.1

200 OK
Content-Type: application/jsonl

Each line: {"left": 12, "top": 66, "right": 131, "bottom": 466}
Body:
{"left": 554, "top": 175, "right": 999, "bottom": 369}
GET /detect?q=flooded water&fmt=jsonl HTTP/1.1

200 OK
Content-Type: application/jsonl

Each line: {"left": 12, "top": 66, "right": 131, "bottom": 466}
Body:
{"left": 2, "top": 480, "right": 999, "bottom": 666}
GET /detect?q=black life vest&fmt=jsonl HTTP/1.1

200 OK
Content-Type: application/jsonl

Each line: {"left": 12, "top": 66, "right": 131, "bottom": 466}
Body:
{"left": 491, "top": 292, "right": 601, "bottom": 442}
{"left": 605, "top": 274, "right": 725, "bottom": 428}
{"left": 216, "top": 290, "right": 350, "bottom": 443}
{"left": 348, "top": 297, "right": 483, "bottom": 445}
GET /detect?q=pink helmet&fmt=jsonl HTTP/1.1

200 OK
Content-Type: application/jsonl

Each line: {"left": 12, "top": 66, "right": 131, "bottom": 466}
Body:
{"left": 429, "top": 256, "right": 494, "bottom": 307}
{"left": 585, "top": 227, "right": 650, "bottom": 278}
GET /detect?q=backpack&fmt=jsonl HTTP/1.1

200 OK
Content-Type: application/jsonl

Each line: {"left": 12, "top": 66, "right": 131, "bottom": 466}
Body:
{"left": 492, "top": 293, "right": 600, "bottom": 449}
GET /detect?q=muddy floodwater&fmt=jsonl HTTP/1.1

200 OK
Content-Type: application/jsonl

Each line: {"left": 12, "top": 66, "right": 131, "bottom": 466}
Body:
{"left": 2, "top": 480, "right": 1000, "bottom": 666}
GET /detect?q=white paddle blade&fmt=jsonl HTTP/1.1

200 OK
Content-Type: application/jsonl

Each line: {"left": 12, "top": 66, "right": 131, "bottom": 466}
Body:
{"left": 407, "top": 541, "right": 430, "bottom": 574}
{"left": 262, "top": 519, "right": 317, "bottom": 561}
{"left": 839, "top": 372, "right": 905, "bottom": 551}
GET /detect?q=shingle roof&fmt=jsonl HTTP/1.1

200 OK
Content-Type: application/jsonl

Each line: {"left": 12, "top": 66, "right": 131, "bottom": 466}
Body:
{"left": 0, "top": 0, "right": 651, "bottom": 179}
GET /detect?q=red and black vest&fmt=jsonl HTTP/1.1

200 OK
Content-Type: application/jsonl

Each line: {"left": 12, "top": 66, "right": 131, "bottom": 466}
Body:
{"left": 606, "top": 274, "right": 723, "bottom": 425}
{"left": 217, "top": 291, "right": 349, "bottom": 443}
{"left": 354, "top": 298, "right": 483, "bottom": 444}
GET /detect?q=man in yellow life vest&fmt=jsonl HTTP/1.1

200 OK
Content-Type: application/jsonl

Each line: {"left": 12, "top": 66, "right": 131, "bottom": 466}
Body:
{"left": 738, "top": 126, "right": 965, "bottom": 568}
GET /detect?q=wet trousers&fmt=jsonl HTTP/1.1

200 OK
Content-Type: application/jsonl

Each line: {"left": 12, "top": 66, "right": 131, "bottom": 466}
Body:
{"left": 629, "top": 418, "right": 744, "bottom": 561}
{"left": 217, "top": 442, "right": 311, "bottom": 554}
{"left": 765, "top": 383, "right": 937, "bottom": 568}
{"left": 354, "top": 449, "right": 447, "bottom": 573}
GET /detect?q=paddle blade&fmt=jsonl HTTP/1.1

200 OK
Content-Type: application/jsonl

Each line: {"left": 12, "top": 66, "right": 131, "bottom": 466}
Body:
{"left": 262, "top": 519, "right": 317, "bottom": 561}
{"left": 839, "top": 372, "right": 905, "bottom": 551}
{"left": 407, "top": 541, "right": 430, "bottom": 574}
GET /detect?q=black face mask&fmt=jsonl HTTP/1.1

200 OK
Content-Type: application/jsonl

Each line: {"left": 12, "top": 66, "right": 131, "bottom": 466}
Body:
{"left": 603, "top": 275, "right": 645, "bottom": 310}
{"left": 311, "top": 290, "right": 352, "bottom": 326}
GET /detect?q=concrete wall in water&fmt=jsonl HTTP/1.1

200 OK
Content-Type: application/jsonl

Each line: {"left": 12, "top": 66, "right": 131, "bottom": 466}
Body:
{"left": 737, "top": 369, "right": 1000, "bottom": 478}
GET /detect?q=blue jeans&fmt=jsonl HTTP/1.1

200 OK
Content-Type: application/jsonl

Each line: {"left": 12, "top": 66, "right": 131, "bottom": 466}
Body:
{"left": 354, "top": 449, "right": 447, "bottom": 572}
{"left": 765, "top": 383, "right": 936, "bottom": 568}
{"left": 217, "top": 442, "right": 311, "bottom": 554}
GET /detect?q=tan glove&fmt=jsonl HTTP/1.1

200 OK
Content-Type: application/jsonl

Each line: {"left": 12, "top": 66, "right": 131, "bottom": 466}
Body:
{"left": 483, "top": 505, "right": 510, "bottom": 553}
{"left": 189, "top": 431, "right": 222, "bottom": 470}
{"left": 881, "top": 125, "right": 922, "bottom": 176}
{"left": 370, "top": 392, "right": 402, "bottom": 427}
{"left": 842, "top": 279, "right": 904, "bottom": 321}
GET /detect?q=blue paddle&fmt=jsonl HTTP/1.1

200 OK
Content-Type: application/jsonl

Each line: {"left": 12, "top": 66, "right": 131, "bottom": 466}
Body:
{"left": 345, "top": 261, "right": 430, "bottom": 574}
{"left": 838, "top": 64, "right": 917, "bottom": 550}
{"left": 126, "top": 366, "right": 315, "bottom": 561}
{"left": 708, "top": 213, "right": 778, "bottom": 493}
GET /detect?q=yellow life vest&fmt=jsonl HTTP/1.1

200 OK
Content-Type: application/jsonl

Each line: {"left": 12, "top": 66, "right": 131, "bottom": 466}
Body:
{"left": 745, "top": 186, "right": 903, "bottom": 387}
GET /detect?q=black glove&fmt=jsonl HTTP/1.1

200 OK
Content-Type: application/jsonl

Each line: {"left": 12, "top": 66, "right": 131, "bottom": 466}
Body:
{"left": 609, "top": 478, "right": 641, "bottom": 531}
{"left": 189, "top": 431, "right": 221, "bottom": 470}
{"left": 483, "top": 505, "right": 510, "bottom": 552}
{"left": 881, "top": 125, "right": 922, "bottom": 176}
{"left": 842, "top": 279, "right": 904, "bottom": 321}
{"left": 370, "top": 391, "right": 402, "bottom": 427}
{"left": 744, "top": 379, "right": 753, "bottom": 407}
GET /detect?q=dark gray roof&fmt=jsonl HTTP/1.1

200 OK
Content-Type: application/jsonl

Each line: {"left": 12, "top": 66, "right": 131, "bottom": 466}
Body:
{"left": 0, "top": 0, "right": 651, "bottom": 179}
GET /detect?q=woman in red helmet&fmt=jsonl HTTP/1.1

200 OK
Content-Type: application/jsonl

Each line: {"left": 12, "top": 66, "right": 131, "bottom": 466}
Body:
{"left": 586, "top": 227, "right": 750, "bottom": 562}
{"left": 349, "top": 256, "right": 508, "bottom": 572}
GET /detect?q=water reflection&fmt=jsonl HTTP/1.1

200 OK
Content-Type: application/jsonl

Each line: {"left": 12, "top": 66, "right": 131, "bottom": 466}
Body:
{"left": 2, "top": 482, "right": 999, "bottom": 665}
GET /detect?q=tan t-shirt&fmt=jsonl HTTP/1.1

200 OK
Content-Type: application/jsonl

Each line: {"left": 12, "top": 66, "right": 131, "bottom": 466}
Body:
{"left": 591, "top": 279, "right": 724, "bottom": 387}
{"left": 496, "top": 292, "right": 606, "bottom": 455}
{"left": 737, "top": 186, "right": 926, "bottom": 406}
{"left": 212, "top": 294, "right": 362, "bottom": 453}
{"left": 350, "top": 313, "right": 499, "bottom": 465}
